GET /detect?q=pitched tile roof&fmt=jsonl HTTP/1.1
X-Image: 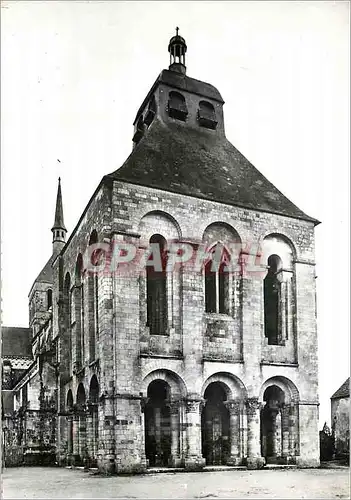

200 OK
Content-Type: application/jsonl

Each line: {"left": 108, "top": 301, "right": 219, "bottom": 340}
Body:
{"left": 110, "top": 118, "right": 319, "bottom": 224}
{"left": 1, "top": 326, "right": 32, "bottom": 358}
{"left": 331, "top": 378, "right": 350, "bottom": 399}
{"left": 33, "top": 254, "right": 55, "bottom": 285}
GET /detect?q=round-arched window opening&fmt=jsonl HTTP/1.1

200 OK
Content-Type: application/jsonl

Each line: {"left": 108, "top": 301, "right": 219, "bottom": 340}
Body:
{"left": 198, "top": 101, "right": 217, "bottom": 129}
{"left": 168, "top": 91, "right": 188, "bottom": 121}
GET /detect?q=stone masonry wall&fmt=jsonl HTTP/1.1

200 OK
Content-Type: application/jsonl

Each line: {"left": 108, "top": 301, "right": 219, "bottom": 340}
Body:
{"left": 108, "top": 179, "right": 319, "bottom": 467}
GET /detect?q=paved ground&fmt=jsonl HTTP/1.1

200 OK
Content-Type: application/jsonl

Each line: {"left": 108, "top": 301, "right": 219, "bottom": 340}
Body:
{"left": 2, "top": 466, "right": 350, "bottom": 499}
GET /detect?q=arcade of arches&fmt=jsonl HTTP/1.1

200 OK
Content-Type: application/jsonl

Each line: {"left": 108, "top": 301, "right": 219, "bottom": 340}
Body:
{"left": 63, "top": 373, "right": 300, "bottom": 468}
{"left": 64, "top": 375, "right": 99, "bottom": 467}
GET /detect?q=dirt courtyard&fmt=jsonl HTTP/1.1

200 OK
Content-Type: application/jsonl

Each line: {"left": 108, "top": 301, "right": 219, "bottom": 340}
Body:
{"left": 2, "top": 466, "right": 350, "bottom": 499}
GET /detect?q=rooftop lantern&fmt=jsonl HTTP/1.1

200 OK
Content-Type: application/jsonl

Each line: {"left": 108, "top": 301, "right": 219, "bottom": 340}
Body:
{"left": 168, "top": 27, "right": 187, "bottom": 75}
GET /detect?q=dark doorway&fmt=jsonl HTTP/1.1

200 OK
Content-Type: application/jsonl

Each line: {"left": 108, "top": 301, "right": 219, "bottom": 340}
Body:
{"left": 201, "top": 382, "right": 230, "bottom": 465}
{"left": 260, "top": 385, "right": 285, "bottom": 463}
{"left": 144, "top": 380, "right": 171, "bottom": 467}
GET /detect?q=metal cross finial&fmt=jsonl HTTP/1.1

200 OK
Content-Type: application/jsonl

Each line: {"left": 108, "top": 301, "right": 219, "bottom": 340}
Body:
{"left": 176, "top": 27, "right": 179, "bottom": 36}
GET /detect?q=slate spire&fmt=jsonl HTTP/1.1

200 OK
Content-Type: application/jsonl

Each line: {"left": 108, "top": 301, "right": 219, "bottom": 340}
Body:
{"left": 51, "top": 177, "right": 67, "bottom": 253}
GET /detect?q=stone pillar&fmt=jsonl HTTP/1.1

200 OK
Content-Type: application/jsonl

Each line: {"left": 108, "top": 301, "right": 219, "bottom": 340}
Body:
{"left": 101, "top": 393, "right": 115, "bottom": 474}
{"left": 86, "top": 405, "right": 94, "bottom": 466}
{"left": 225, "top": 400, "right": 241, "bottom": 465}
{"left": 154, "top": 407, "right": 162, "bottom": 466}
{"left": 289, "top": 403, "right": 299, "bottom": 460}
{"left": 67, "top": 414, "right": 73, "bottom": 460}
{"left": 240, "top": 404, "right": 247, "bottom": 458}
{"left": 184, "top": 397, "right": 205, "bottom": 471}
{"left": 275, "top": 410, "right": 282, "bottom": 457}
{"left": 270, "top": 408, "right": 279, "bottom": 457}
{"left": 78, "top": 408, "right": 87, "bottom": 467}
{"left": 281, "top": 404, "right": 290, "bottom": 461}
{"left": 246, "top": 398, "right": 265, "bottom": 469}
{"left": 72, "top": 414, "right": 80, "bottom": 465}
{"left": 92, "top": 406, "right": 99, "bottom": 461}
{"left": 169, "top": 401, "right": 181, "bottom": 467}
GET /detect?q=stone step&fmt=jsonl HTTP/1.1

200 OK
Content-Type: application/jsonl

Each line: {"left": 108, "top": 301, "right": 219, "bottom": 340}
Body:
{"left": 67, "top": 464, "right": 298, "bottom": 475}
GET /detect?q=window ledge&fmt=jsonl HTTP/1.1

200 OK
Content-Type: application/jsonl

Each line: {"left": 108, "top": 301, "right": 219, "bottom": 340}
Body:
{"left": 260, "top": 361, "right": 298, "bottom": 368}
{"left": 140, "top": 353, "right": 183, "bottom": 361}
{"left": 204, "top": 313, "right": 234, "bottom": 321}
{"left": 203, "top": 357, "right": 244, "bottom": 364}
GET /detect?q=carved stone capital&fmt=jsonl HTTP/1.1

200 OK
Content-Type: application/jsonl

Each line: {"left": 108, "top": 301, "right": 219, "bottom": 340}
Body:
{"left": 245, "top": 397, "right": 261, "bottom": 416}
{"left": 140, "top": 397, "right": 149, "bottom": 413}
{"left": 168, "top": 400, "right": 180, "bottom": 415}
{"left": 280, "top": 403, "right": 290, "bottom": 417}
{"left": 224, "top": 399, "right": 241, "bottom": 414}
{"left": 185, "top": 398, "right": 204, "bottom": 413}
{"left": 86, "top": 401, "right": 98, "bottom": 414}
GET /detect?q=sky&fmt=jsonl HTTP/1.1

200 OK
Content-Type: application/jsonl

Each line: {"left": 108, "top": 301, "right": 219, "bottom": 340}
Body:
{"left": 1, "top": 1, "right": 349, "bottom": 428}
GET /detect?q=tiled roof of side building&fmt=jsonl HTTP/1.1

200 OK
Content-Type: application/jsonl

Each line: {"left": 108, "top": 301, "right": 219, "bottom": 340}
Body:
{"left": 1, "top": 326, "right": 33, "bottom": 358}
{"left": 331, "top": 377, "right": 350, "bottom": 399}
{"left": 110, "top": 118, "right": 319, "bottom": 224}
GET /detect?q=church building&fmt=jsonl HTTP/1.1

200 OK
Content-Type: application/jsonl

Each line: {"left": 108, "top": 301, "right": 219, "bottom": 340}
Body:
{"left": 2, "top": 31, "right": 320, "bottom": 472}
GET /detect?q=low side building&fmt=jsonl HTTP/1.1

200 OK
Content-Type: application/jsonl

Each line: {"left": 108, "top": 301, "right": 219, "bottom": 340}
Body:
{"left": 331, "top": 378, "right": 350, "bottom": 461}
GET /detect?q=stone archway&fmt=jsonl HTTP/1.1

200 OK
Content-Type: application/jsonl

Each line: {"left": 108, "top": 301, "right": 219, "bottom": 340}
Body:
{"left": 259, "top": 377, "right": 300, "bottom": 464}
{"left": 87, "top": 375, "right": 99, "bottom": 467}
{"left": 144, "top": 380, "right": 172, "bottom": 467}
{"left": 66, "top": 390, "right": 74, "bottom": 462}
{"left": 201, "top": 373, "right": 247, "bottom": 466}
{"left": 142, "top": 370, "right": 186, "bottom": 468}
{"left": 74, "top": 383, "right": 87, "bottom": 465}
{"left": 201, "top": 382, "right": 230, "bottom": 465}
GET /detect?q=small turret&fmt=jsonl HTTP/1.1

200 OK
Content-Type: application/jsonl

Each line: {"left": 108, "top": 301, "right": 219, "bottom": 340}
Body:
{"left": 168, "top": 27, "right": 187, "bottom": 75}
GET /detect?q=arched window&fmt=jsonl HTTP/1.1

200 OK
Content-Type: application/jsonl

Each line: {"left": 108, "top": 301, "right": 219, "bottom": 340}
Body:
{"left": 204, "top": 244, "right": 230, "bottom": 314}
{"left": 198, "top": 101, "right": 217, "bottom": 129}
{"left": 88, "top": 231, "right": 99, "bottom": 362}
{"left": 146, "top": 234, "right": 168, "bottom": 335}
{"left": 264, "top": 255, "right": 282, "bottom": 345}
{"left": 47, "top": 289, "right": 53, "bottom": 310}
{"left": 168, "top": 91, "right": 188, "bottom": 121}
{"left": 144, "top": 95, "right": 156, "bottom": 126}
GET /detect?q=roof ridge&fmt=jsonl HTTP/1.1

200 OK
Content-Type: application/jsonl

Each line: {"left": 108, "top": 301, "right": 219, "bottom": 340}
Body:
{"left": 331, "top": 377, "right": 350, "bottom": 399}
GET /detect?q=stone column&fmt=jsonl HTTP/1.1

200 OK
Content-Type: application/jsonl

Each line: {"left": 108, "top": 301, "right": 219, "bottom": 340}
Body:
{"left": 72, "top": 413, "right": 80, "bottom": 465}
{"left": 86, "top": 404, "right": 94, "bottom": 466}
{"left": 246, "top": 398, "right": 265, "bottom": 469}
{"left": 280, "top": 282, "right": 286, "bottom": 343}
{"left": 275, "top": 409, "right": 282, "bottom": 458}
{"left": 289, "top": 403, "right": 299, "bottom": 460}
{"left": 66, "top": 414, "right": 73, "bottom": 463}
{"left": 169, "top": 401, "right": 181, "bottom": 467}
{"left": 78, "top": 407, "right": 87, "bottom": 467}
{"left": 281, "top": 404, "right": 290, "bottom": 462}
{"left": 225, "top": 400, "right": 241, "bottom": 465}
{"left": 270, "top": 408, "right": 279, "bottom": 457}
{"left": 184, "top": 397, "right": 205, "bottom": 471}
{"left": 154, "top": 407, "right": 162, "bottom": 466}
{"left": 92, "top": 405, "right": 99, "bottom": 462}
{"left": 101, "top": 393, "right": 115, "bottom": 474}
